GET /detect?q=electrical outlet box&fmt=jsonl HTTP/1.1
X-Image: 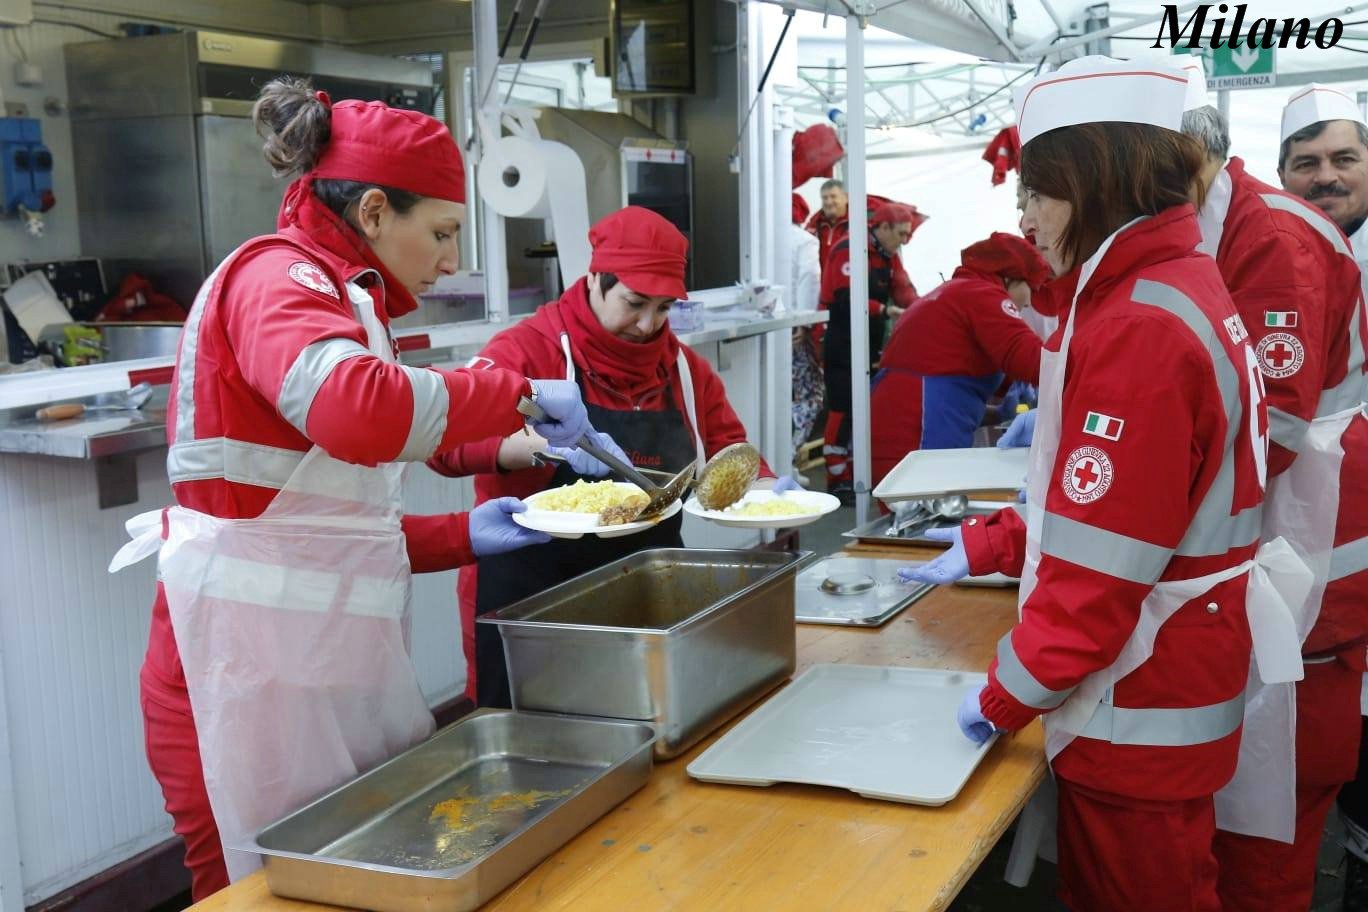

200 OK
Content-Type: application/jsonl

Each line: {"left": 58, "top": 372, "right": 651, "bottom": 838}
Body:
{"left": 0, "top": 0, "right": 34, "bottom": 27}
{"left": 0, "top": 117, "right": 54, "bottom": 215}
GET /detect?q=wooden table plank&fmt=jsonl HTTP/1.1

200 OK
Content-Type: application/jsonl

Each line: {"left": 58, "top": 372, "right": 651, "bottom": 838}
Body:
{"left": 191, "top": 545, "right": 1043, "bottom": 912}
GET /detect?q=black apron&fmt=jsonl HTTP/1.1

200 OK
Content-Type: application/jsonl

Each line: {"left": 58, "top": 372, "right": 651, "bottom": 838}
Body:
{"left": 474, "top": 386, "right": 699, "bottom": 708}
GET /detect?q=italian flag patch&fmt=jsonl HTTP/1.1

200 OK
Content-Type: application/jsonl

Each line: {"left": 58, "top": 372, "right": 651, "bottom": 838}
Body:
{"left": 1083, "top": 411, "right": 1124, "bottom": 441}
{"left": 1265, "top": 311, "right": 1298, "bottom": 328}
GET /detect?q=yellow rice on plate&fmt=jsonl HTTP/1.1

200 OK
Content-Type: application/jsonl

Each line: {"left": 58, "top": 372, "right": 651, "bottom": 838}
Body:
{"left": 532, "top": 479, "right": 648, "bottom": 514}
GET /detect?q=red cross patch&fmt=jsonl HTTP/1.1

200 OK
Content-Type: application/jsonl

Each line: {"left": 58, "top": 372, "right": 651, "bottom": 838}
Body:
{"left": 1061, "top": 446, "right": 1114, "bottom": 505}
{"left": 1256, "top": 332, "right": 1304, "bottom": 379}
{"left": 1001, "top": 299, "right": 1022, "bottom": 319}
{"left": 840, "top": 260, "right": 851, "bottom": 277}
{"left": 287, "top": 261, "right": 339, "bottom": 299}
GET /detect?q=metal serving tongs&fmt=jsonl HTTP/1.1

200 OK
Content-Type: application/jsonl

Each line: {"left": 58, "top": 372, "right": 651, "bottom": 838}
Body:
{"left": 518, "top": 396, "right": 695, "bottom": 523}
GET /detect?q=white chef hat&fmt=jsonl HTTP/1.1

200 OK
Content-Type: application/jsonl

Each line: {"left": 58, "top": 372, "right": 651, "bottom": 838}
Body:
{"left": 1176, "top": 55, "right": 1210, "bottom": 111}
{"left": 1281, "top": 84, "right": 1367, "bottom": 142}
{"left": 1013, "top": 56, "right": 1190, "bottom": 146}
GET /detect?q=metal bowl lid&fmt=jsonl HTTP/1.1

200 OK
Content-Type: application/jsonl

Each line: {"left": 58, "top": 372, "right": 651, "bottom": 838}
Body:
{"left": 820, "top": 572, "right": 876, "bottom": 596}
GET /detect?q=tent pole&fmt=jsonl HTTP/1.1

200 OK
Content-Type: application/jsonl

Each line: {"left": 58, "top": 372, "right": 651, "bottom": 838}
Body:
{"left": 846, "top": 13, "right": 872, "bottom": 526}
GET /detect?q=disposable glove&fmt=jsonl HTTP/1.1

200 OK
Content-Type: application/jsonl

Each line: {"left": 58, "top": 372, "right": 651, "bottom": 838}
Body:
{"left": 997, "top": 409, "right": 1037, "bottom": 449}
{"left": 546, "top": 431, "right": 631, "bottom": 478}
{"left": 957, "top": 684, "right": 998, "bottom": 745}
{"left": 772, "top": 474, "right": 804, "bottom": 494}
{"left": 527, "top": 379, "right": 592, "bottom": 447}
{"left": 470, "top": 497, "right": 551, "bottom": 557}
{"left": 896, "top": 526, "right": 971, "bottom": 585}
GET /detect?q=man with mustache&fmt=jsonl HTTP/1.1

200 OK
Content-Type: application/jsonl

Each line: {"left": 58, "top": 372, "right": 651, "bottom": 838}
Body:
{"left": 1278, "top": 84, "right": 1368, "bottom": 911}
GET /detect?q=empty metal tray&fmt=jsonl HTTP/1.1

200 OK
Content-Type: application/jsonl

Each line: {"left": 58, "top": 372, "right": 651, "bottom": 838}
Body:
{"left": 251, "top": 710, "right": 654, "bottom": 912}
{"left": 843, "top": 501, "right": 1020, "bottom": 547}
{"left": 795, "top": 556, "right": 935, "bottom": 626}
{"left": 687, "top": 664, "right": 997, "bottom": 806}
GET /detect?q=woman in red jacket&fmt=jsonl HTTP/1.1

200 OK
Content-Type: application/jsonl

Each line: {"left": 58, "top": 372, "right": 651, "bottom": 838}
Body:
{"left": 431, "top": 206, "right": 792, "bottom": 707}
{"left": 113, "top": 78, "right": 591, "bottom": 899}
{"left": 870, "top": 232, "right": 1047, "bottom": 486}
{"left": 903, "top": 57, "right": 1297, "bottom": 910}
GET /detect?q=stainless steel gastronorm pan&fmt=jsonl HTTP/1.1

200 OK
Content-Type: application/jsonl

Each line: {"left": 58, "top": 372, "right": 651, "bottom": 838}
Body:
{"left": 251, "top": 710, "right": 654, "bottom": 912}
{"left": 479, "top": 548, "right": 812, "bottom": 758}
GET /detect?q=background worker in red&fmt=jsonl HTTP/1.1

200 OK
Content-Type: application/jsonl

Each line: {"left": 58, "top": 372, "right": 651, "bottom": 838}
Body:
{"left": 429, "top": 206, "right": 797, "bottom": 708}
{"left": 1173, "top": 64, "right": 1368, "bottom": 911}
{"left": 107, "top": 79, "right": 592, "bottom": 900}
{"left": 870, "top": 232, "right": 1046, "bottom": 487}
{"left": 1275, "top": 83, "right": 1368, "bottom": 909}
{"left": 902, "top": 57, "right": 1306, "bottom": 911}
{"left": 819, "top": 201, "right": 919, "bottom": 500}
{"left": 804, "top": 178, "right": 850, "bottom": 272}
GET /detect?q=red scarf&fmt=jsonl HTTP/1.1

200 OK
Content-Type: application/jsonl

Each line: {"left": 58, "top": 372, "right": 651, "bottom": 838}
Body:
{"left": 553, "top": 278, "right": 681, "bottom": 401}
{"left": 276, "top": 177, "right": 421, "bottom": 318}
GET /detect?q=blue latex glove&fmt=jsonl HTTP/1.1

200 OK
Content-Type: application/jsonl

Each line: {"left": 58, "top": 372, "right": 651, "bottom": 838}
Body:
{"left": 527, "top": 379, "right": 592, "bottom": 447}
{"left": 957, "top": 685, "right": 997, "bottom": 745}
{"left": 896, "top": 526, "right": 971, "bottom": 585}
{"left": 997, "top": 409, "right": 1037, "bottom": 449}
{"left": 772, "top": 474, "right": 804, "bottom": 494}
{"left": 470, "top": 497, "right": 551, "bottom": 557}
{"left": 546, "top": 431, "right": 631, "bottom": 478}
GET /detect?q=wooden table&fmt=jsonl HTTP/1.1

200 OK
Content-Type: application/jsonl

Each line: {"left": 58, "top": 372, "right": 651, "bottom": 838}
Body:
{"left": 192, "top": 545, "right": 1045, "bottom": 912}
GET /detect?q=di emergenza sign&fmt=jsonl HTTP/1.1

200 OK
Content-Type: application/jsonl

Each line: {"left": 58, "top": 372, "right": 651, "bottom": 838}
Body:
{"left": 1174, "top": 45, "right": 1276, "bottom": 90}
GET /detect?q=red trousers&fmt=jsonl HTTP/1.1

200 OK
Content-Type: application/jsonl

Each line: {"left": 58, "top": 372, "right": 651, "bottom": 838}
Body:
{"left": 140, "top": 678, "right": 229, "bottom": 901}
{"left": 1212, "top": 656, "right": 1363, "bottom": 911}
{"left": 1056, "top": 777, "right": 1221, "bottom": 912}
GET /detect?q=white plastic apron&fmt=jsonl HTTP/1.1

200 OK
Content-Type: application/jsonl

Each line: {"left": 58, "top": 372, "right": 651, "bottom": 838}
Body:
{"left": 110, "top": 265, "right": 433, "bottom": 881}
{"left": 1019, "top": 220, "right": 1306, "bottom": 842}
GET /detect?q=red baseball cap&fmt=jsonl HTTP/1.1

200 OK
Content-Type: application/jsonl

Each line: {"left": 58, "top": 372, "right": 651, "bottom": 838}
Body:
{"left": 588, "top": 206, "right": 689, "bottom": 299}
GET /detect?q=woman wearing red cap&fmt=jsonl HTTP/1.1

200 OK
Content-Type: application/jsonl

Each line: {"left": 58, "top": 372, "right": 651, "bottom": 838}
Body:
{"left": 870, "top": 232, "right": 1047, "bottom": 487}
{"left": 430, "top": 206, "right": 796, "bottom": 707}
{"left": 117, "top": 79, "right": 592, "bottom": 898}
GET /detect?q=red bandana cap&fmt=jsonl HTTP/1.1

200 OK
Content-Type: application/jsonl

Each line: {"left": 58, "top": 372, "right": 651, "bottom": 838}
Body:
{"left": 792, "top": 193, "right": 810, "bottom": 225}
{"left": 310, "top": 93, "right": 465, "bottom": 203}
{"left": 870, "top": 201, "right": 915, "bottom": 226}
{"left": 961, "top": 232, "right": 1051, "bottom": 290}
{"left": 587, "top": 206, "right": 689, "bottom": 299}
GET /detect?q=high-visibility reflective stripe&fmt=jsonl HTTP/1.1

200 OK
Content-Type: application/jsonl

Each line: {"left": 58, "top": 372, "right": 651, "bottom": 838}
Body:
{"left": 277, "top": 337, "right": 372, "bottom": 436}
{"left": 1267, "top": 405, "right": 1311, "bottom": 453}
{"left": 1259, "top": 193, "right": 1353, "bottom": 257}
{"left": 1131, "top": 280, "right": 1260, "bottom": 557}
{"left": 995, "top": 633, "right": 1075, "bottom": 710}
{"left": 1041, "top": 511, "right": 1172, "bottom": 585}
{"left": 1330, "top": 536, "right": 1368, "bottom": 581}
{"left": 173, "top": 264, "right": 224, "bottom": 446}
{"left": 1319, "top": 296, "right": 1367, "bottom": 417}
{"left": 1079, "top": 692, "right": 1245, "bottom": 747}
{"left": 397, "top": 366, "right": 451, "bottom": 460}
{"left": 167, "top": 437, "right": 304, "bottom": 489}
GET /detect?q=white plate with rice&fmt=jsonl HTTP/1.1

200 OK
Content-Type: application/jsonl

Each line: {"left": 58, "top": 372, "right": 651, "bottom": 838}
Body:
{"left": 515, "top": 480, "right": 683, "bottom": 539}
{"left": 683, "top": 489, "right": 841, "bottom": 528}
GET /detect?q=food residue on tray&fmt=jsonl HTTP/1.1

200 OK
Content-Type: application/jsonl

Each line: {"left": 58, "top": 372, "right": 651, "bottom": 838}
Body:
{"left": 428, "top": 787, "right": 572, "bottom": 835}
{"left": 532, "top": 480, "right": 648, "bottom": 519}
{"left": 727, "top": 498, "right": 819, "bottom": 517}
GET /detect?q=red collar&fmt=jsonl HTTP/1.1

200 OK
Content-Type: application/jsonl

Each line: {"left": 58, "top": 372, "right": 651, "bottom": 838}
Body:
{"left": 1078, "top": 205, "right": 1202, "bottom": 301}
{"left": 276, "top": 178, "right": 420, "bottom": 318}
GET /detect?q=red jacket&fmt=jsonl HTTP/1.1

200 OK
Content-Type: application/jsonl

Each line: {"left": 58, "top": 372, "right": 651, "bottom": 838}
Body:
{"left": 963, "top": 207, "right": 1266, "bottom": 801}
{"left": 142, "top": 192, "right": 530, "bottom": 706}
{"left": 428, "top": 279, "right": 768, "bottom": 634}
{"left": 816, "top": 232, "right": 919, "bottom": 350}
{"left": 804, "top": 209, "right": 849, "bottom": 273}
{"left": 1213, "top": 158, "right": 1368, "bottom": 657}
{"left": 872, "top": 266, "right": 1041, "bottom": 478}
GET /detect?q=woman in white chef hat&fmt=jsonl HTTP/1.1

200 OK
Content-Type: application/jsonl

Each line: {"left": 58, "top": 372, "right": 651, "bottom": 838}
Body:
{"left": 911, "top": 56, "right": 1299, "bottom": 910}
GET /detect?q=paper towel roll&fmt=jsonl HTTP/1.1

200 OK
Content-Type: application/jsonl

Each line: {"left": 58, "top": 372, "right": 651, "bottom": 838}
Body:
{"left": 478, "top": 136, "right": 592, "bottom": 289}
